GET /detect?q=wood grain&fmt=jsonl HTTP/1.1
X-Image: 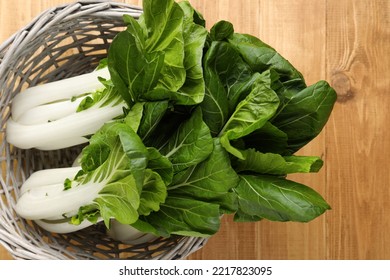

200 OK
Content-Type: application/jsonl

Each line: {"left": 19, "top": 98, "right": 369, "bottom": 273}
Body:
{"left": 325, "top": 0, "right": 390, "bottom": 259}
{"left": 1, "top": 0, "right": 389, "bottom": 260}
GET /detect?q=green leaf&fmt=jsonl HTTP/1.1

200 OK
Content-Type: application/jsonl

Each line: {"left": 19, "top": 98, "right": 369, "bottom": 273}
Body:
{"left": 138, "top": 101, "right": 169, "bottom": 141}
{"left": 108, "top": 16, "right": 164, "bottom": 105}
{"left": 95, "top": 174, "right": 140, "bottom": 228}
{"left": 210, "top": 20, "right": 234, "bottom": 41}
{"left": 271, "top": 80, "right": 337, "bottom": 153}
{"left": 219, "top": 70, "right": 280, "bottom": 159}
{"left": 74, "top": 121, "right": 150, "bottom": 228}
{"left": 228, "top": 33, "right": 305, "bottom": 82}
{"left": 178, "top": 1, "right": 206, "bottom": 27}
{"left": 233, "top": 210, "right": 262, "bottom": 222}
{"left": 242, "top": 121, "right": 289, "bottom": 155}
{"left": 201, "top": 43, "right": 229, "bottom": 135}
{"left": 141, "top": 0, "right": 186, "bottom": 92}
{"left": 136, "top": 195, "right": 221, "bottom": 237}
{"left": 235, "top": 149, "right": 323, "bottom": 175}
{"left": 140, "top": 1, "right": 207, "bottom": 105}
{"left": 138, "top": 169, "right": 167, "bottom": 216}
{"left": 96, "top": 58, "right": 108, "bottom": 70}
{"left": 177, "top": 1, "right": 208, "bottom": 105}
{"left": 117, "top": 124, "right": 149, "bottom": 191}
{"left": 161, "top": 107, "right": 213, "bottom": 172}
{"left": 235, "top": 175, "right": 330, "bottom": 222}
{"left": 76, "top": 78, "right": 123, "bottom": 113}
{"left": 80, "top": 141, "right": 111, "bottom": 173}
{"left": 70, "top": 204, "right": 99, "bottom": 225}
{"left": 146, "top": 147, "right": 173, "bottom": 186}
{"left": 178, "top": 1, "right": 206, "bottom": 28}
{"left": 142, "top": 109, "right": 186, "bottom": 149}
{"left": 169, "top": 138, "right": 239, "bottom": 212}
{"left": 201, "top": 41, "right": 258, "bottom": 135}
{"left": 124, "top": 102, "right": 144, "bottom": 133}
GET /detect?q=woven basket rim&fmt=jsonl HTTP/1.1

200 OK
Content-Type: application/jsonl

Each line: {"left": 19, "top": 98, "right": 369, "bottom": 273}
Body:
{"left": 0, "top": 1, "right": 208, "bottom": 260}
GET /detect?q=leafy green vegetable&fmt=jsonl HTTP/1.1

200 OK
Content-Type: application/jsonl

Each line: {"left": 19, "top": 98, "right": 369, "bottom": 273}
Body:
{"left": 15, "top": 0, "right": 337, "bottom": 239}
{"left": 210, "top": 20, "right": 234, "bottom": 41}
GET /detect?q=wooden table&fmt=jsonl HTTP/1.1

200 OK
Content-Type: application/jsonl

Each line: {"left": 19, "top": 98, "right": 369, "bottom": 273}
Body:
{"left": 1, "top": 0, "right": 389, "bottom": 260}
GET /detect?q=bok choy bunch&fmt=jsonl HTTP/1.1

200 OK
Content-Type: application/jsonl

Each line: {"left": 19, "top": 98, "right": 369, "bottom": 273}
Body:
{"left": 11, "top": 0, "right": 337, "bottom": 241}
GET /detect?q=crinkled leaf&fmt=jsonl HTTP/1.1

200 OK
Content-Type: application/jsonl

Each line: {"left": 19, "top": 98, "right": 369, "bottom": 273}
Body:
{"left": 80, "top": 142, "right": 110, "bottom": 173}
{"left": 177, "top": 1, "right": 208, "bottom": 105}
{"left": 70, "top": 204, "right": 99, "bottom": 225}
{"left": 78, "top": 121, "right": 148, "bottom": 192}
{"left": 170, "top": 138, "right": 239, "bottom": 212}
{"left": 271, "top": 80, "right": 337, "bottom": 153}
{"left": 146, "top": 147, "right": 173, "bottom": 186}
{"left": 138, "top": 170, "right": 167, "bottom": 216}
{"left": 228, "top": 33, "right": 305, "bottom": 82}
{"left": 220, "top": 70, "right": 280, "bottom": 159}
{"left": 210, "top": 20, "right": 234, "bottom": 41}
{"left": 201, "top": 41, "right": 258, "bottom": 135}
{"left": 161, "top": 107, "right": 213, "bottom": 173}
{"left": 141, "top": 1, "right": 207, "bottom": 105}
{"left": 108, "top": 16, "right": 164, "bottom": 106}
{"left": 141, "top": 0, "right": 186, "bottom": 92}
{"left": 178, "top": 1, "right": 205, "bottom": 27}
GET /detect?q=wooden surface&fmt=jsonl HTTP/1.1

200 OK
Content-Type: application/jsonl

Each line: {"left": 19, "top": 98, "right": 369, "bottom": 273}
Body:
{"left": 1, "top": 0, "right": 389, "bottom": 260}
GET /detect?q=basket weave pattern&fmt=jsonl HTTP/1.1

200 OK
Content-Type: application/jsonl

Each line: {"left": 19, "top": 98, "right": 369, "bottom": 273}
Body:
{"left": 0, "top": 1, "right": 207, "bottom": 260}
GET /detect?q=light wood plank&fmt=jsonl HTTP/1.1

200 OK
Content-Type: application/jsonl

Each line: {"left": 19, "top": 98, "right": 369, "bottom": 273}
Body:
{"left": 325, "top": 0, "right": 390, "bottom": 259}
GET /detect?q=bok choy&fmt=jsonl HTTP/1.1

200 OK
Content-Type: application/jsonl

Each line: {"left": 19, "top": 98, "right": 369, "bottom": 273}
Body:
{"left": 11, "top": 0, "right": 337, "bottom": 241}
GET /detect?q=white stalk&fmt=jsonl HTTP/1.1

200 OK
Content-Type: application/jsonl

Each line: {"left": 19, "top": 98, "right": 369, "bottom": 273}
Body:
{"left": 20, "top": 167, "right": 81, "bottom": 195}
{"left": 35, "top": 137, "right": 89, "bottom": 150}
{"left": 16, "top": 95, "right": 89, "bottom": 125}
{"left": 6, "top": 102, "right": 124, "bottom": 150}
{"left": 11, "top": 68, "right": 110, "bottom": 120}
{"left": 15, "top": 179, "right": 106, "bottom": 220}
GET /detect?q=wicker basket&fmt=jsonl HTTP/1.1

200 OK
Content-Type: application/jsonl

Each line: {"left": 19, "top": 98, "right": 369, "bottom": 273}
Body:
{"left": 0, "top": 0, "right": 207, "bottom": 260}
